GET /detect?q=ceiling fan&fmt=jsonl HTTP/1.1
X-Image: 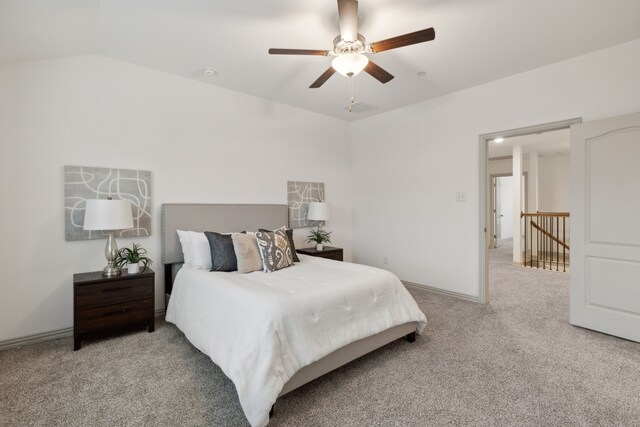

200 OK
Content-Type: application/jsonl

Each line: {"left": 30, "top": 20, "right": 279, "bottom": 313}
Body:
{"left": 268, "top": 0, "right": 435, "bottom": 88}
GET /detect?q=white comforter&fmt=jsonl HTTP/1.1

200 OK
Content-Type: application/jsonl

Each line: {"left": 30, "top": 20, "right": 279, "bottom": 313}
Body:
{"left": 165, "top": 255, "right": 427, "bottom": 427}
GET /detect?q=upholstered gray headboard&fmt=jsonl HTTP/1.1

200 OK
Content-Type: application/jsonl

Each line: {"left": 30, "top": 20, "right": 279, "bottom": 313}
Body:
{"left": 161, "top": 203, "right": 289, "bottom": 265}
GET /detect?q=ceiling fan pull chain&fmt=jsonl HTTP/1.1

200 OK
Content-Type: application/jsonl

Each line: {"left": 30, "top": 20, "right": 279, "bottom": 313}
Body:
{"left": 348, "top": 77, "right": 355, "bottom": 112}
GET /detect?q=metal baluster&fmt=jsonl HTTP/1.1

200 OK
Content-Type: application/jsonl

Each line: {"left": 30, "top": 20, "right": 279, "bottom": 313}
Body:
{"left": 563, "top": 217, "right": 566, "bottom": 272}
{"left": 549, "top": 216, "right": 553, "bottom": 270}
{"left": 556, "top": 216, "right": 560, "bottom": 271}
{"left": 548, "top": 216, "right": 551, "bottom": 269}
{"left": 544, "top": 216, "right": 547, "bottom": 269}
{"left": 546, "top": 216, "right": 550, "bottom": 269}
{"left": 529, "top": 217, "right": 533, "bottom": 268}
{"left": 543, "top": 216, "right": 546, "bottom": 270}
{"left": 523, "top": 214, "right": 527, "bottom": 267}
{"left": 547, "top": 216, "right": 550, "bottom": 269}
{"left": 551, "top": 217, "right": 555, "bottom": 270}
{"left": 537, "top": 216, "right": 540, "bottom": 269}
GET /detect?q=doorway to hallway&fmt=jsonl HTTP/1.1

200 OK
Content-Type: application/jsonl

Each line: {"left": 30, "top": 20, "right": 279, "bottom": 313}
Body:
{"left": 478, "top": 118, "right": 580, "bottom": 304}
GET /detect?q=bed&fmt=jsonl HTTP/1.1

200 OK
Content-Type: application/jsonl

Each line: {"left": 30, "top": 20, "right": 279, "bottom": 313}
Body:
{"left": 161, "top": 203, "right": 427, "bottom": 427}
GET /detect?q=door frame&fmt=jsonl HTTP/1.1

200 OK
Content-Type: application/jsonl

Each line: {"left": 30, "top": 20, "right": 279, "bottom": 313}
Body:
{"left": 478, "top": 117, "right": 581, "bottom": 304}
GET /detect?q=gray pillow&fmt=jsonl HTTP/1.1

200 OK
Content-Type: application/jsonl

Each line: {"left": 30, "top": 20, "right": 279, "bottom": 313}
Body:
{"left": 258, "top": 227, "right": 300, "bottom": 262}
{"left": 232, "top": 233, "right": 263, "bottom": 274}
{"left": 204, "top": 231, "right": 238, "bottom": 272}
{"left": 255, "top": 229, "right": 294, "bottom": 273}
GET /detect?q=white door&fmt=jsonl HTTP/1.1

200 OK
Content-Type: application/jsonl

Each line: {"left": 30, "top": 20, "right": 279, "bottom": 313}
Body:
{"left": 570, "top": 112, "right": 640, "bottom": 342}
{"left": 497, "top": 176, "right": 514, "bottom": 240}
{"left": 494, "top": 177, "right": 502, "bottom": 247}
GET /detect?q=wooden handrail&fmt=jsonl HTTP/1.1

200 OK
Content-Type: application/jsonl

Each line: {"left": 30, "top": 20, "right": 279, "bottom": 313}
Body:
{"left": 530, "top": 221, "right": 570, "bottom": 250}
{"left": 521, "top": 212, "right": 570, "bottom": 218}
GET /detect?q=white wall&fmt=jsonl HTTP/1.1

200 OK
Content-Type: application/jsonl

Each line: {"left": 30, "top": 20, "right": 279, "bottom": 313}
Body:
{"left": 528, "top": 152, "right": 539, "bottom": 213}
{"left": 0, "top": 55, "right": 352, "bottom": 342}
{"left": 3, "top": 38, "right": 640, "bottom": 341}
{"left": 349, "top": 38, "right": 640, "bottom": 297}
{"left": 538, "top": 154, "right": 570, "bottom": 212}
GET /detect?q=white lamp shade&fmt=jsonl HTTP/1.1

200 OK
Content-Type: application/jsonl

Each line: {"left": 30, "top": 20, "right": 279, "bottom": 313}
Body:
{"left": 83, "top": 199, "right": 134, "bottom": 231}
{"left": 331, "top": 53, "right": 369, "bottom": 77}
{"left": 307, "top": 202, "right": 331, "bottom": 222}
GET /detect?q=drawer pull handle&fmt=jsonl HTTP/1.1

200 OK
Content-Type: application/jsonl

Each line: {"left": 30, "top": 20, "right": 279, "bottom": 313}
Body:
{"left": 102, "top": 308, "right": 129, "bottom": 316}
{"left": 103, "top": 286, "right": 132, "bottom": 292}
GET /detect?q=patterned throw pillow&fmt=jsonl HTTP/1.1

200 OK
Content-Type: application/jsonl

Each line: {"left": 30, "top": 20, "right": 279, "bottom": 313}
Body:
{"left": 258, "top": 227, "right": 300, "bottom": 262}
{"left": 255, "top": 229, "right": 294, "bottom": 273}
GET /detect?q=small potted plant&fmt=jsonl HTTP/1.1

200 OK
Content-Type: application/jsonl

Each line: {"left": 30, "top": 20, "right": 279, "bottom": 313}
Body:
{"left": 306, "top": 228, "right": 332, "bottom": 251}
{"left": 114, "top": 243, "right": 152, "bottom": 274}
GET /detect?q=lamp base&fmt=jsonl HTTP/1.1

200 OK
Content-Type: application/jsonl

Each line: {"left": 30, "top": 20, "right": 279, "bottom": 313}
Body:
{"left": 102, "top": 265, "right": 122, "bottom": 277}
{"left": 102, "top": 231, "right": 121, "bottom": 277}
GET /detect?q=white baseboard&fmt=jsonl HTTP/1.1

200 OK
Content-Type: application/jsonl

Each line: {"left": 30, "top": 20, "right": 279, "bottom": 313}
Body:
{"left": 0, "top": 327, "right": 74, "bottom": 351}
{"left": 0, "top": 308, "right": 167, "bottom": 352}
{"left": 402, "top": 281, "right": 480, "bottom": 303}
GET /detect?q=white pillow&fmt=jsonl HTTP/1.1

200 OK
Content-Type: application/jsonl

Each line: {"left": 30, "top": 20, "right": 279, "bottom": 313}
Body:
{"left": 176, "top": 230, "right": 193, "bottom": 267}
{"left": 189, "top": 231, "right": 213, "bottom": 270}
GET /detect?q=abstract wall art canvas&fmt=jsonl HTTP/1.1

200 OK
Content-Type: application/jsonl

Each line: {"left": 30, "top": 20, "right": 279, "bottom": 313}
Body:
{"left": 64, "top": 165, "right": 152, "bottom": 241}
{"left": 287, "top": 181, "right": 325, "bottom": 228}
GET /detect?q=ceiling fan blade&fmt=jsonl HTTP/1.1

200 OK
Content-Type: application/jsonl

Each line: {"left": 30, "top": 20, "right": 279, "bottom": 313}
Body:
{"left": 337, "top": 0, "right": 358, "bottom": 42}
{"left": 310, "top": 67, "right": 337, "bottom": 88}
{"left": 370, "top": 28, "right": 435, "bottom": 53}
{"left": 268, "top": 48, "right": 330, "bottom": 56}
{"left": 364, "top": 61, "right": 394, "bottom": 84}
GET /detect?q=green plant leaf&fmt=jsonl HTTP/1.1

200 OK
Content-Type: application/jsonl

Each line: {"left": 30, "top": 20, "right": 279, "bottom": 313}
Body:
{"left": 114, "top": 243, "right": 153, "bottom": 269}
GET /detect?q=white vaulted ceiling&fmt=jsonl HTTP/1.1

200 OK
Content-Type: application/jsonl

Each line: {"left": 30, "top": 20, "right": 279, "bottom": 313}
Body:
{"left": 2, "top": 0, "right": 640, "bottom": 121}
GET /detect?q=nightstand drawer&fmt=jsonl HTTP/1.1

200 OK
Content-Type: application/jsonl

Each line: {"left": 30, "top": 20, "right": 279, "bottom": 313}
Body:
{"left": 76, "top": 279, "right": 153, "bottom": 309}
{"left": 319, "top": 250, "right": 343, "bottom": 261}
{"left": 75, "top": 299, "right": 153, "bottom": 334}
{"left": 297, "top": 247, "right": 344, "bottom": 261}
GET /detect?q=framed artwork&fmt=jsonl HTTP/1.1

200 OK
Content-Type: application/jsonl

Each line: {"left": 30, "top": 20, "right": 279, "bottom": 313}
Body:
{"left": 64, "top": 165, "right": 151, "bottom": 241}
{"left": 287, "top": 181, "right": 325, "bottom": 228}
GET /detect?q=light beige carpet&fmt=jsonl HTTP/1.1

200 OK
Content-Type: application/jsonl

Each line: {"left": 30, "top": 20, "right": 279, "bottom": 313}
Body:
{"left": 1, "top": 244, "right": 639, "bottom": 426}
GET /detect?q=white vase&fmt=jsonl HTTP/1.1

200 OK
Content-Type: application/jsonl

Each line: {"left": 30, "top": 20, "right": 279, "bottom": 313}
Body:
{"left": 316, "top": 243, "right": 324, "bottom": 251}
{"left": 127, "top": 263, "right": 140, "bottom": 274}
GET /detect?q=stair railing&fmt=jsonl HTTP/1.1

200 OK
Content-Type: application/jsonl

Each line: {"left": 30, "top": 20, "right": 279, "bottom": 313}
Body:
{"left": 521, "top": 212, "right": 570, "bottom": 272}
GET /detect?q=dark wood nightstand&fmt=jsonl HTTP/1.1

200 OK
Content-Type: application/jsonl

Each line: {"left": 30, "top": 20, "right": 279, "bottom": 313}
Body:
{"left": 73, "top": 269, "right": 155, "bottom": 351}
{"left": 297, "top": 246, "right": 343, "bottom": 261}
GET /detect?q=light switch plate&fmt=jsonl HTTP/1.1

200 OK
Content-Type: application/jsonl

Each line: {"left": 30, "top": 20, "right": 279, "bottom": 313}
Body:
{"left": 456, "top": 192, "right": 466, "bottom": 202}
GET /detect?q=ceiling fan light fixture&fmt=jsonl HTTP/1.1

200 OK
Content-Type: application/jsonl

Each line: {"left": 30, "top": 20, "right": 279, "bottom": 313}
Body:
{"left": 331, "top": 53, "right": 369, "bottom": 77}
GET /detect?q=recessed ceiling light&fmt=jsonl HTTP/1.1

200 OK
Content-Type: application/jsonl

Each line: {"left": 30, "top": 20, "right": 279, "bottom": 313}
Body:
{"left": 417, "top": 71, "right": 427, "bottom": 77}
{"left": 494, "top": 137, "right": 505, "bottom": 143}
{"left": 203, "top": 68, "right": 217, "bottom": 76}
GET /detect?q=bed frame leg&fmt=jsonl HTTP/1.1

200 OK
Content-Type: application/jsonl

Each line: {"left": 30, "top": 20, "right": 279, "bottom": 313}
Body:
{"left": 269, "top": 405, "right": 274, "bottom": 419}
{"left": 406, "top": 332, "right": 416, "bottom": 343}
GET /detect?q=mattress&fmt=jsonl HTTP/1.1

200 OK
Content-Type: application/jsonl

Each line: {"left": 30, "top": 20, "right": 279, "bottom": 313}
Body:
{"left": 165, "top": 254, "right": 427, "bottom": 426}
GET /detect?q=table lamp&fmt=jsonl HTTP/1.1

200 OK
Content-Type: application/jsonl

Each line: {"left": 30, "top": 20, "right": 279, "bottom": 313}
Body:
{"left": 307, "top": 201, "right": 332, "bottom": 250}
{"left": 307, "top": 202, "right": 331, "bottom": 226}
{"left": 83, "top": 198, "right": 134, "bottom": 277}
